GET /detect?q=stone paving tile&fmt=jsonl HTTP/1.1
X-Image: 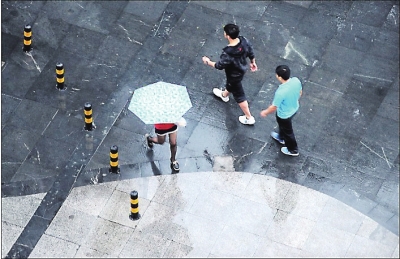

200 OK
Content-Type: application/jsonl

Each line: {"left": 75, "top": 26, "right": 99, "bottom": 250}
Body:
{"left": 1, "top": 193, "right": 45, "bottom": 227}
{"left": 28, "top": 234, "right": 80, "bottom": 258}
{"left": 1, "top": 222, "right": 24, "bottom": 258}
{"left": 3, "top": 172, "right": 398, "bottom": 258}
{"left": 1, "top": 1, "right": 399, "bottom": 258}
{"left": 1, "top": 193, "right": 45, "bottom": 256}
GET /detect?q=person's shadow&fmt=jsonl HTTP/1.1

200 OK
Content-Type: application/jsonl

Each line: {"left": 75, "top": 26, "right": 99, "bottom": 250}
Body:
{"left": 145, "top": 149, "right": 162, "bottom": 176}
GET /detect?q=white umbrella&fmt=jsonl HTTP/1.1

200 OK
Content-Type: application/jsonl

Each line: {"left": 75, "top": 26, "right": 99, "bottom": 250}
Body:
{"left": 128, "top": 81, "right": 192, "bottom": 124}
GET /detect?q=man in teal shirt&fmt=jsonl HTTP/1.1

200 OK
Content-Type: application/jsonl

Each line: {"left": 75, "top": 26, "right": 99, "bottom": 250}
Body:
{"left": 260, "top": 65, "right": 302, "bottom": 156}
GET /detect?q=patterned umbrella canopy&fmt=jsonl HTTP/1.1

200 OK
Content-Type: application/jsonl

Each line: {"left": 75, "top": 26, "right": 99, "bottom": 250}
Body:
{"left": 128, "top": 81, "right": 192, "bottom": 124}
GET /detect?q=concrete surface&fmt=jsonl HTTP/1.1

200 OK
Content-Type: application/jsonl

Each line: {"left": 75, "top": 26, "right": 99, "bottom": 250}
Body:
{"left": 1, "top": 0, "right": 399, "bottom": 258}
{"left": 2, "top": 172, "right": 399, "bottom": 258}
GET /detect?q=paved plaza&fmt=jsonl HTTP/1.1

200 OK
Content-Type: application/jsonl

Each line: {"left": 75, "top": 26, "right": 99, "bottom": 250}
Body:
{"left": 1, "top": 1, "right": 399, "bottom": 258}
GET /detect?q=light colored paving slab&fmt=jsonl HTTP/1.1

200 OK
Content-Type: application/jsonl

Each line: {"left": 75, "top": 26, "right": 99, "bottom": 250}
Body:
{"left": 2, "top": 172, "right": 399, "bottom": 258}
{"left": 1, "top": 193, "right": 45, "bottom": 227}
{"left": 115, "top": 174, "right": 167, "bottom": 199}
{"left": 1, "top": 221, "right": 23, "bottom": 258}
{"left": 346, "top": 234, "right": 396, "bottom": 258}
{"left": 356, "top": 216, "right": 399, "bottom": 248}
{"left": 62, "top": 183, "right": 115, "bottom": 217}
{"left": 221, "top": 195, "right": 275, "bottom": 236}
{"left": 253, "top": 236, "right": 315, "bottom": 258}
{"left": 44, "top": 205, "right": 97, "bottom": 244}
{"left": 80, "top": 217, "right": 134, "bottom": 258}
{"left": 265, "top": 210, "right": 317, "bottom": 249}
{"left": 1, "top": 193, "right": 46, "bottom": 258}
{"left": 166, "top": 210, "right": 225, "bottom": 257}
{"left": 392, "top": 244, "right": 399, "bottom": 258}
{"left": 317, "top": 197, "right": 366, "bottom": 234}
{"left": 236, "top": 173, "right": 292, "bottom": 208}
{"left": 210, "top": 224, "right": 261, "bottom": 257}
{"left": 302, "top": 220, "right": 356, "bottom": 257}
{"left": 151, "top": 173, "right": 205, "bottom": 213}
{"left": 203, "top": 171, "right": 254, "bottom": 194}
{"left": 99, "top": 189, "right": 150, "bottom": 229}
{"left": 74, "top": 245, "right": 112, "bottom": 258}
{"left": 29, "top": 234, "right": 79, "bottom": 258}
{"left": 278, "top": 183, "right": 330, "bottom": 221}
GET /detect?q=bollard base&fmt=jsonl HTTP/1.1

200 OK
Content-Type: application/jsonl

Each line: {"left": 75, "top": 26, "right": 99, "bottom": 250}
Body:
{"left": 84, "top": 124, "right": 96, "bottom": 131}
{"left": 23, "top": 47, "right": 32, "bottom": 53}
{"left": 56, "top": 85, "right": 67, "bottom": 91}
{"left": 129, "top": 214, "right": 141, "bottom": 221}
{"left": 109, "top": 168, "right": 120, "bottom": 174}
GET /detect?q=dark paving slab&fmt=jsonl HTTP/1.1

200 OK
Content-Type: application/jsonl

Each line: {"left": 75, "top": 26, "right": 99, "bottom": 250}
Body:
{"left": 1, "top": 1, "right": 399, "bottom": 258}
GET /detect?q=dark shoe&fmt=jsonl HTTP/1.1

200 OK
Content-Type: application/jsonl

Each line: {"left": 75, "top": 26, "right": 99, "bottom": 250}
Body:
{"left": 271, "top": 131, "right": 285, "bottom": 145}
{"left": 281, "top": 147, "right": 299, "bottom": 157}
{"left": 171, "top": 161, "right": 180, "bottom": 172}
{"left": 145, "top": 134, "right": 153, "bottom": 148}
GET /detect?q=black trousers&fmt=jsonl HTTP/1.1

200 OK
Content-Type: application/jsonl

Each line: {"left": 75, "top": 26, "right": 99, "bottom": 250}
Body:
{"left": 276, "top": 113, "right": 298, "bottom": 152}
{"left": 226, "top": 75, "right": 246, "bottom": 103}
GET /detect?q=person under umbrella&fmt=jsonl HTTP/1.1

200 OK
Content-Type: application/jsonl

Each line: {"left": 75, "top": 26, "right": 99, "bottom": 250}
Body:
{"left": 145, "top": 123, "right": 179, "bottom": 172}
{"left": 128, "top": 81, "right": 192, "bottom": 173}
{"left": 145, "top": 117, "right": 186, "bottom": 172}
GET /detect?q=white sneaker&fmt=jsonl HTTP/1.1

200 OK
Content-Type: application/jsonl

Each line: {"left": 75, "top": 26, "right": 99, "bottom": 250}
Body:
{"left": 239, "top": 115, "right": 255, "bottom": 125}
{"left": 213, "top": 88, "right": 229, "bottom": 102}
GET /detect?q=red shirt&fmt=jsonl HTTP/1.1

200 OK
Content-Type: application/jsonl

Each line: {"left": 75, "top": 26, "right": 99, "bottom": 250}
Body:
{"left": 154, "top": 123, "right": 175, "bottom": 130}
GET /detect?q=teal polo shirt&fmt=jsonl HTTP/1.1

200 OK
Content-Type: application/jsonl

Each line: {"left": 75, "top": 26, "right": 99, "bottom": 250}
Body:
{"left": 272, "top": 77, "right": 302, "bottom": 119}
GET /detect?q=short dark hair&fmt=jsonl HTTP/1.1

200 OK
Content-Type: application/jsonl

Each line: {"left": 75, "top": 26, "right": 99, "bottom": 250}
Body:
{"left": 276, "top": 65, "right": 290, "bottom": 80}
{"left": 223, "top": 24, "right": 240, "bottom": 39}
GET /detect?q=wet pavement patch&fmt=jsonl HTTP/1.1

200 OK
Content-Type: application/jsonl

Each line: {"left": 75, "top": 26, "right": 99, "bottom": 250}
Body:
{"left": 1, "top": 1, "right": 399, "bottom": 257}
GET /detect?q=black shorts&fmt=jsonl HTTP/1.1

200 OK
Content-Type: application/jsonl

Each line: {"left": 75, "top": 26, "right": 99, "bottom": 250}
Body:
{"left": 155, "top": 124, "right": 178, "bottom": 136}
{"left": 226, "top": 77, "right": 246, "bottom": 103}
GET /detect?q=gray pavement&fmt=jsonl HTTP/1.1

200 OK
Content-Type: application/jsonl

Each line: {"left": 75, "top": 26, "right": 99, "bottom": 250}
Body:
{"left": 1, "top": 0, "right": 399, "bottom": 258}
{"left": 2, "top": 172, "right": 399, "bottom": 258}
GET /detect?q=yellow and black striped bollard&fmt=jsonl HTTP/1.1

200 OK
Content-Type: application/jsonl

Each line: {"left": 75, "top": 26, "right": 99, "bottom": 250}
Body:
{"left": 56, "top": 63, "right": 66, "bottom": 90}
{"left": 109, "top": 145, "right": 120, "bottom": 173}
{"left": 84, "top": 102, "right": 94, "bottom": 131}
{"left": 23, "top": 24, "right": 32, "bottom": 52}
{"left": 129, "top": 190, "right": 140, "bottom": 221}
